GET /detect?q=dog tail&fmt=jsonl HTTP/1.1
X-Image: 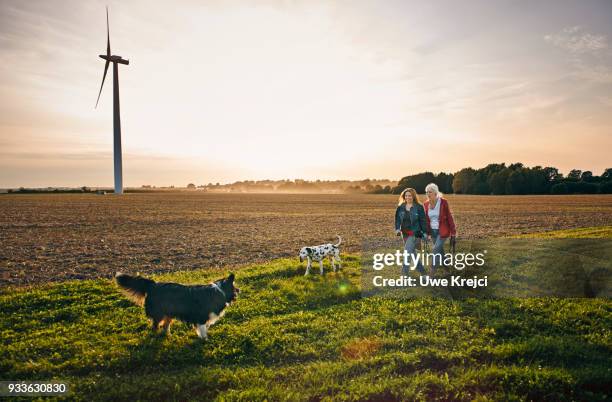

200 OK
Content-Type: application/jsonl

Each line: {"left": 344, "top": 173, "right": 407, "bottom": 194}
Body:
{"left": 115, "top": 272, "right": 155, "bottom": 306}
{"left": 334, "top": 235, "right": 342, "bottom": 247}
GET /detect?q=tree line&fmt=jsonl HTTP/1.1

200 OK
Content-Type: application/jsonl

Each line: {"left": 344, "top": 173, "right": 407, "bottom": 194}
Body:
{"left": 368, "top": 163, "right": 612, "bottom": 195}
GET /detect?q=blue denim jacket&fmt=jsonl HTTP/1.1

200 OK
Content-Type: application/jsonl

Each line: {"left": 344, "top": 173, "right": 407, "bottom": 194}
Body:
{"left": 394, "top": 203, "right": 426, "bottom": 236}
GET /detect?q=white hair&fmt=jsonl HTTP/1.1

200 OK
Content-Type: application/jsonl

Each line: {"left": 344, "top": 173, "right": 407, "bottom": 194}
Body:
{"left": 425, "top": 183, "right": 443, "bottom": 197}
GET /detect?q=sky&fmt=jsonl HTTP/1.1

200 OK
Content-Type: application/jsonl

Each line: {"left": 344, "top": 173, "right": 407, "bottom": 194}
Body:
{"left": 0, "top": 0, "right": 611, "bottom": 187}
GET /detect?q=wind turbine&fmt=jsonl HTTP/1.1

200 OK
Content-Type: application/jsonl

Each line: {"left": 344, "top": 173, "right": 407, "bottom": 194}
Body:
{"left": 96, "top": 7, "right": 129, "bottom": 194}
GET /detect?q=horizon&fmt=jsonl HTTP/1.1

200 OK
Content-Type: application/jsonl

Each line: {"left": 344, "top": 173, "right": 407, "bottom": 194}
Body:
{"left": 1, "top": 0, "right": 612, "bottom": 188}
{"left": 3, "top": 163, "right": 610, "bottom": 190}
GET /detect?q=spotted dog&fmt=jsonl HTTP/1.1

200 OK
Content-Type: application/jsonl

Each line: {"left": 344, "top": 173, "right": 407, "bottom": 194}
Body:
{"left": 299, "top": 235, "right": 342, "bottom": 275}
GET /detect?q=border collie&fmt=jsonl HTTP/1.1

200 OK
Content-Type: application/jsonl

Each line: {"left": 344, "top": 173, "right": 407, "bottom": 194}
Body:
{"left": 115, "top": 272, "right": 239, "bottom": 339}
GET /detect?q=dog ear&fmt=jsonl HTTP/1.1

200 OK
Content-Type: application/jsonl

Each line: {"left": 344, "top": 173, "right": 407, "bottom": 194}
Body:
{"left": 227, "top": 273, "right": 235, "bottom": 283}
{"left": 305, "top": 247, "right": 312, "bottom": 254}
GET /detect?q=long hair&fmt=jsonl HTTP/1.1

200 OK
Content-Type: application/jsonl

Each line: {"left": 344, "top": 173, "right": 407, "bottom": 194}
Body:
{"left": 398, "top": 188, "right": 422, "bottom": 206}
{"left": 425, "top": 183, "right": 444, "bottom": 198}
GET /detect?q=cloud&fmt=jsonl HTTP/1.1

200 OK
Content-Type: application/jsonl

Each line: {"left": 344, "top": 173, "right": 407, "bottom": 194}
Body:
{"left": 544, "top": 26, "right": 607, "bottom": 54}
{"left": 544, "top": 26, "right": 612, "bottom": 84}
{"left": 2, "top": 2, "right": 612, "bottom": 186}
{"left": 571, "top": 63, "right": 612, "bottom": 84}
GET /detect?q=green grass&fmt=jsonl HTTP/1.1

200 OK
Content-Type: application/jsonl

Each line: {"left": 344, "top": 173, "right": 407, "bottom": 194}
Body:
{"left": 512, "top": 225, "right": 612, "bottom": 239}
{"left": 1, "top": 253, "right": 611, "bottom": 401}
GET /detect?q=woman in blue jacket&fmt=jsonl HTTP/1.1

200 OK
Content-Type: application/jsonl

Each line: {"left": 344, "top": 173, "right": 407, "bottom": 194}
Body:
{"left": 394, "top": 188, "right": 426, "bottom": 274}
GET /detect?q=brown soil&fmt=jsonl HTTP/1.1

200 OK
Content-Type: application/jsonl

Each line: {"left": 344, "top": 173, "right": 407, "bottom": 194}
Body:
{"left": 1, "top": 193, "right": 611, "bottom": 286}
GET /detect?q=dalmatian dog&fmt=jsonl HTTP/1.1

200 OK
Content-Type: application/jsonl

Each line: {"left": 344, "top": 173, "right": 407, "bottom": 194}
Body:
{"left": 299, "top": 235, "right": 342, "bottom": 275}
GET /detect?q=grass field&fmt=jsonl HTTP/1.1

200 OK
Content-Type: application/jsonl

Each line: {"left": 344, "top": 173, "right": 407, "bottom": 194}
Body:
{"left": 513, "top": 225, "right": 612, "bottom": 239}
{"left": 2, "top": 254, "right": 611, "bottom": 401}
{"left": 1, "top": 194, "right": 611, "bottom": 400}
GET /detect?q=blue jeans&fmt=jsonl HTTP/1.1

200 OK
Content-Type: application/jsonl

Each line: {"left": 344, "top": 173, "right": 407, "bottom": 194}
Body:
{"left": 402, "top": 235, "right": 425, "bottom": 274}
{"left": 430, "top": 229, "right": 447, "bottom": 270}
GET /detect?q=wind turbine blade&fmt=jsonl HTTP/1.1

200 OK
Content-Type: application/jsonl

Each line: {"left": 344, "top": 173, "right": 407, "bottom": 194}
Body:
{"left": 106, "top": 6, "right": 111, "bottom": 56}
{"left": 95, "top": 60, "right": 110, "bottom": 108}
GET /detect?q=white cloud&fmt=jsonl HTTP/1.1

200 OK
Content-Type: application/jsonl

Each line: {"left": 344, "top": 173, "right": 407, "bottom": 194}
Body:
{"left": 544, "top": 26, "right": 612, "bottom": 84}
{"left": 571, "top": 63, "right": 612, "bottom": 84}
{"left": 2, "top": 2, "right": 612, "bottom": 186}
{"left": 545, "top": 26, "right": 607, "bottom": 54}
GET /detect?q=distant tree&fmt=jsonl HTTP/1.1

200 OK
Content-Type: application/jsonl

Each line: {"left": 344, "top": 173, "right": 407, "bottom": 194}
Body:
{"left": 187, "top": 183, "right": 196, "bottom": 189}
{"left": 452, "top": 168, "right": 477, "bottom": 194}
{"left": 569, "top": 181, "right": 599, "bottom": 194}
{"left": 385, "top": 162, "right": 607, "bottom": 196}
{"left": 505, "top": 170, "right": 527, "bottom": 194}
{"left": 394, "top": 172, "right": 436, "bottom": 194}
{"left": 366, "top": 184, "right": 392, "bottom": 194}
{"left": 567, "top": 169, "right": 582, "bottom": 180}
{"left": 473, "top": 170, "right": 491, "bottom": 195}
{"left": 581, "top": 171, "right": 594, "bottom": 182}
{"left": 600, "top": 181, "right": 612, "bottom": 194}
{"left": 434, "top": 172, "right": 454, "bottom": 194}
{"left": 551, "top": 183, "right": 568, "bottom": 194}
{"left": 488, "top": 169, "right": 510, "bottom": 195}
{"left": 344, "top": 185, "right": 364, "bottom": 194}
{"left": 524, "top": 167, "right": 548, "bottom": 194}
{"left": 481, "top": 163, "right": 506, "bottom": 178}
{"left": 584, "top": 183, "right": 599, "bottom": 193}
{"left": 543, "top": 166, "right": 562, "bottom": 182}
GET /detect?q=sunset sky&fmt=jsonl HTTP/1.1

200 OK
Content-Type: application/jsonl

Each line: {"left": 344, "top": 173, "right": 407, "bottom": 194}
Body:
{"left": 1, "top": 0, "right": 611, "bottom": 187}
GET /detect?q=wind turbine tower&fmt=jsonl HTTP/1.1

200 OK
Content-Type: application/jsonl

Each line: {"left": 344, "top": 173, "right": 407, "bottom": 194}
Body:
{"left": 95, "top": 7, "right": 129, "bottom": 194}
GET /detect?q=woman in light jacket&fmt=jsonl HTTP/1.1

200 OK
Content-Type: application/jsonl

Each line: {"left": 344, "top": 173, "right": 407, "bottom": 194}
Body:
{"left": 394, "top": 188, "right": 427, "bottom": 274}
{"left": 423, "top": 183, "right": 456, "bottom": 270}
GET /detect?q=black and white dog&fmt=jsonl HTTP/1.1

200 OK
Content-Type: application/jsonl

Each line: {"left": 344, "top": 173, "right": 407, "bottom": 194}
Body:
{"left": 299, "top": 235, "right": 342, "bottom": 275}
{"left": 115, "top": 272, "right": 239, "bottom": 339}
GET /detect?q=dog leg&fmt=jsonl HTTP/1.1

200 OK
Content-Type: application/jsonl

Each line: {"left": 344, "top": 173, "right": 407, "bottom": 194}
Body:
{"left": 330, "top": 256, "right": 337, "bottom": 272}
{"left": 207, "top": 312, "right": 221, "bottom": 327}
{"left": 305, "top": 257, "right": 311, "bottom": 275}
{"left": 160, "top": 317, "right": 172, "bottom": 335}
{"left": 151, "top": 319, "right": 160, "bottom": 333}
{"left": 195, "top": 324, "right": 208, "bottom": 339}
{"left": 320, "top": 260, "right": 324, "bottom": 275}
